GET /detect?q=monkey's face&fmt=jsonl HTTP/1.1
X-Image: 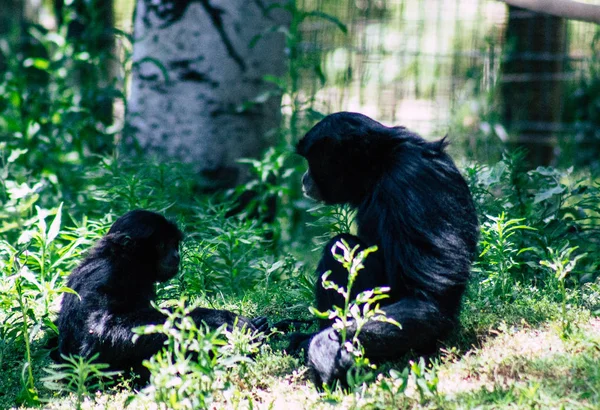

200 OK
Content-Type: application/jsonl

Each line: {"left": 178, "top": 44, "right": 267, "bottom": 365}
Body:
{"left": 156, "top": 239, "right": 181, "bottom": 282}
{"left": 297, "top": 112, "right": 404, "bottom": 207}
{"left": 301, "top": 170, "right": 323, "bottom": 201}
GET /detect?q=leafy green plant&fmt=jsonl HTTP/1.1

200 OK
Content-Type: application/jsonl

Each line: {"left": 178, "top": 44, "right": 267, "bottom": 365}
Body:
{"left": 0, "top": 18, "right": 124, "bottom": 194}
{"left": 235, "top": 147, "right": 294, "bottom": 221}
{"left": 0, "top": 204, "right": 78, "bottom": 405}
{"left": 183, "top": 207, "right": 268, "bottom": 295}
{"left": 234, "top": 1, "right": 350, "bottom": 246}
{"left": 377, "top": 368, "right": 410, "bottom": 407}
{"left": 308, "top": 204, "right": 356, "bottom": 250}
{"left": 540, "top": 244, "right": 587, "bottom": 338}
{"left": 132, "top": 300, "right": 259, "bottom": 410}
{"left": 409, "top": 357, "right": 439, "bottom": 404}
{"left": 229, "top": 145, "right": 305, "bottom": 247}
{"left": 4, "top": 247, "right": 40, "bottom": 406}
{"left": 476, "top": 212, "right": 535, "bottom": 301}
{"left": 310, "top": 239, "right": 400, "bottom": 390}
{"left": 42, "top": 353, "right": 120, "bottom": 410}
{"left": 0, "top": 146, "right": 44, "bottom": 237}
{"left": 86, "top": 156, "right": 198, "bottom": 215}
{"left": 466, "top": 150, "right": 600, "bottom": 284}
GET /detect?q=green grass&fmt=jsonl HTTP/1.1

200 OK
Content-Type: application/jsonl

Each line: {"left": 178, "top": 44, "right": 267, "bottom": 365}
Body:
{"left": 1, "top": 150, "right": 599, "bottom": 409}
{"left": 10, "top": 314, "right": 599, "bottom": 409}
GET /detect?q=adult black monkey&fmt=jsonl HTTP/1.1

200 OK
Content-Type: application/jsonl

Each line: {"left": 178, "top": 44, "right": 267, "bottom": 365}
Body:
{"left": 296, "top": 112, "right": 479, "bottom": 387}
{"left": 55, "top": 209, "right": 267, "bottom": 382}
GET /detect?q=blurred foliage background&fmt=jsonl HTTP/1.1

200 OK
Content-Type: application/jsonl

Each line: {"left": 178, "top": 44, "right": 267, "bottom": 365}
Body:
{"left": 2, "top": 0, "right": 599, "bottom": 170}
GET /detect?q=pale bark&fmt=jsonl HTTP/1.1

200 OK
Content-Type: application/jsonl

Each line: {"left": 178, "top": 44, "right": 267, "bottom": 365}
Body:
{"left": 127, "top": 0, "right": 286, "bottom": 188}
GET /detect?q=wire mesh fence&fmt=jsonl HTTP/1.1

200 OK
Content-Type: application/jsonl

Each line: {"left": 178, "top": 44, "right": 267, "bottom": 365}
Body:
{"left": 297, "top": 0, "right": 598, "bottom": 142}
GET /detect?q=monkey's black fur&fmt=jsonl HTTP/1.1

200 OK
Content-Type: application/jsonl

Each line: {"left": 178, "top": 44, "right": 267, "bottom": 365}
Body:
{"left": 55, "top": 209, "right": 265, "bottom": 382}
{"left": 296, "top": 112, "right": 479, "bottom": 387}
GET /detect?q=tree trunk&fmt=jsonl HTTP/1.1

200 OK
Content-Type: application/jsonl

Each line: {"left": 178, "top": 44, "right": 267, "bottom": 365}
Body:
{"left": 0, "top": 0, "right": 24, "bottom": 72}
{"left": 126, "top": 0, "right": 286, "bottom": 189}
{"left": 501, "top": 6, "right": 567, "bottom": 167}
{"left": 78, "top": 0, "right": 116, "bottom": 132}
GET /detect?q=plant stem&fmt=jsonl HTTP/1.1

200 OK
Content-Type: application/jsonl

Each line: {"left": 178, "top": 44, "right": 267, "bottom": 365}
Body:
{"left": 560, "top": 278, "right": 567, "bottom": 337}
{"left": 16, "top": 277, "right": 37, "bottom": 401}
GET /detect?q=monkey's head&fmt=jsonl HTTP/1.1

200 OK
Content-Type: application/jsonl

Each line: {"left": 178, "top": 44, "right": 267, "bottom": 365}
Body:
{"left": 296, "top": 112, "right": 403, "bottom": 206}
{"left": 107, "top": 209, "right": 183, "bottom": 282}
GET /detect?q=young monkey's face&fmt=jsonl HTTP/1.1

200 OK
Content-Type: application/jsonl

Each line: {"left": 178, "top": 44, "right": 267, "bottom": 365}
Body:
{"left": 157, "top": 238, "right": 180, "bottom": 282}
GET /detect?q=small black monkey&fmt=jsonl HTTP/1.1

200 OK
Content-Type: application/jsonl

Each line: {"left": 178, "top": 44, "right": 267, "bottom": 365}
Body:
{"left": 55, "top": 209, "right": 266, "bottom": 382}
{"left": 296, "top": 112, "right": 479, "bottom": 387}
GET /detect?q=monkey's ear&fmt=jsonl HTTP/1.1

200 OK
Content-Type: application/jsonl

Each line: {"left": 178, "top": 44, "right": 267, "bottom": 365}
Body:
{"left": 433, "top": 136, "right": 449, "bottom": 151}
{"left": 106, "top": 233, "right": 134, "bottom": 249}
{"left": 422, "top": 136, "right": 449, "bottom": 157}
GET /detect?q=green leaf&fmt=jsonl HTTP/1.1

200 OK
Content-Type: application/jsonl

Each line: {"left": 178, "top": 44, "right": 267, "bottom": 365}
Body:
{"left": 308, "top": 306, "right": 331, "bottom": 319}
{"left": 47, "top": 203, "right": 63, "bottom": 244}
{"left": 55, "top": 286, "right": 79, "bottom": 296}
{"left": 36, "top": 207, "right": 47, "bottom": 238}
{"left": 20, "top": 268, "right": 42, "bottom": 289}
{"left": 485, "top": 162, "right": 507, "bottom": 184}
{"left": 533, "top": 166, "right": 562, "bottom": 177}
{"left": 45, "top": 33, "right": 66, "bottom": 47}
{"left": 23, "top": 58, "right": 50, "bottom": 70}
{"left": 7, "top": 149, "right": 27, "bottom": 163}
{"left": 533, "top": 185, "right": 565, "bottom": 204}
{"left": 263, "top": 74, "right": 287, "bottom": 89}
